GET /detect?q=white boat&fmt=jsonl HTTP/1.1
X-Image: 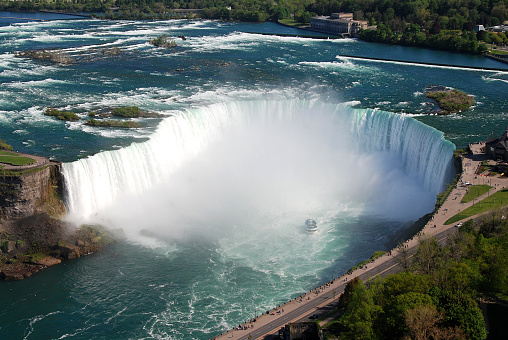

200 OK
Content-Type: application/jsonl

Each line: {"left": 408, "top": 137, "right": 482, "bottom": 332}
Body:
{"left": 305, "top": 218, "right": 318, "bottom": 232}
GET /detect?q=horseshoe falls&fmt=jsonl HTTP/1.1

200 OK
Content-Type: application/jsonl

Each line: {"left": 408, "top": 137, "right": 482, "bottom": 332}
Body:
{"left": 62, "top": 100, "right": 454, "bottom": 236}
{"left": 3, "top": 16, "right": 506, "bottom": 340}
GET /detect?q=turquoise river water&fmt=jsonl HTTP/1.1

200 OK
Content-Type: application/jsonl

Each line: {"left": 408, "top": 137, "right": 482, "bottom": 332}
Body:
{"left": 0, "top": 13, "right": 507, "bottom": 339}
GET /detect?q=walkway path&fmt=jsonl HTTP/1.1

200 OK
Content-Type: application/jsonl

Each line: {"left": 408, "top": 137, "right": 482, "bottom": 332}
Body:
{"left": 214, "top": 142, "right": 506, "bottom": 340}
{"left": 0, "top": 151, "right": 49, "bottom": 171}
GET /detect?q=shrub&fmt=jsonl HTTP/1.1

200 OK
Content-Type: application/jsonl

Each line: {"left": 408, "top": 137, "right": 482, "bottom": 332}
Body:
{"left": 110, "top": 106, "right": 143, "bottom": 117}
{"left": 149, "top": 34, "right": 177, "bottom": 48}
{"left": 110, "top": 106, "right": 160, "bottom": 118}
{"left": 44, "top": 108, "right": 80, "bottom": 121}
{"left": 426, "top": 89, "right": 474, "bottom": 113}
{"left": 0, "top": 138, "right": 13, "bottom": 151}
{"left": 15, "top": 49, "right": 74, "bottom": 64}
{"left": 85, "top": 119, "right": 141, "bottom": 128}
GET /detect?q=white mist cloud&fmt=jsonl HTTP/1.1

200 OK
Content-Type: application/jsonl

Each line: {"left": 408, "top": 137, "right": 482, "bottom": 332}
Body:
{"left": 75, "top": 101, "right": 437, "bottom": 241}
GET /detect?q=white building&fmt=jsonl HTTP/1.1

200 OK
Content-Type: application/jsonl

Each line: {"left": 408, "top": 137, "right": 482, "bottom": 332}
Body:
{"left": 310, "top": 13, "right": 368, "bottom": 35}
{"left": 474, "top": 25, "right": 485, "bottom": 32}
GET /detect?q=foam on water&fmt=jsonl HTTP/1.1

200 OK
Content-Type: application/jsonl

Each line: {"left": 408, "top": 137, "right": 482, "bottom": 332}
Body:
{"left": 62, "top": 99, "right": 454, "bottom": 237}
{"left": 299, "top": 60, "right": 363, "bottom": 71}
{"left": 2, "top": 17, "right": 508, "bottom": 340}
{"left": 340, "top": 55, "right": 508, "bottom": 73}
{"left": 4, "top": 78, "right": 70, "bottom": 89}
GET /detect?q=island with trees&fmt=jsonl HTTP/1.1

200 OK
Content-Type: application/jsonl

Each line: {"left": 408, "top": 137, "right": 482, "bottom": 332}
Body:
{"left": 43, "top": 106, "right": 160, "bottom": 128}
{"left": 425, "top": 86, "right": 475, "bottom": 114}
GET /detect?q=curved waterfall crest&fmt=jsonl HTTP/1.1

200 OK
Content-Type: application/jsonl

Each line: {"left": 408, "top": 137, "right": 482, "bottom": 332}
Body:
{"left": 62, "top": 99, "right": 455, "bottom": 219}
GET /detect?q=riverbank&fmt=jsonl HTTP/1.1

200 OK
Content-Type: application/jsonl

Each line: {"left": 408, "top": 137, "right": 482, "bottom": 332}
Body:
{"left": 0, "top": 215, "right": 121, "bottom": 280}
{"left": 486, "top": 53, "right": 508, "bottom": 66}
{"left": 0, "top": 150, "right": 122, "bottom": 280}
{"left": 215, "top": 142, "right": 506, "bottom": 339}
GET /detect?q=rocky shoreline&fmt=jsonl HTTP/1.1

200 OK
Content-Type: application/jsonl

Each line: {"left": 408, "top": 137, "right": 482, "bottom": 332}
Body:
{"left": 0, "top": 213, "right": 123, "bottom": 280}
{"left": 0, "top": 148, "right": 122, "bottom": 281}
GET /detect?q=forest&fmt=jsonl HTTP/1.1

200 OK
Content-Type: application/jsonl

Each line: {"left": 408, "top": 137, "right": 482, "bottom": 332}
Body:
{"left": 1, "top": 0, "right": 506, "bottom": 26}
{"left": 1, "top": 0, "right": 506, "bottom": 53}
{"left": 323, "top": 209, "right": 508, "bottom": 339}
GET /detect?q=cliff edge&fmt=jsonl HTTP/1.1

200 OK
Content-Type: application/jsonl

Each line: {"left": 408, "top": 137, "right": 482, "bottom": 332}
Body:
{"left": 0, "top": 150, "right": 121, "bottom": 280}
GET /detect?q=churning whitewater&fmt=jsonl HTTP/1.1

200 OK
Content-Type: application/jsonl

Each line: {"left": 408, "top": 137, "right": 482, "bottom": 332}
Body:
{"left": 6, "top": 15, "right": 505, "bottom": 339}
{"left": 62, "top": 99, "right": 454, "bottom": 238}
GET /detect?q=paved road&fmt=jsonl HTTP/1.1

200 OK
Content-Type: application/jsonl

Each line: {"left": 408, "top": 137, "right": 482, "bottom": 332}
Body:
{"left": 229, "top": 226, "right": 459, "bottom": 340}
{"left": 216, "top": 143, "right": 504, "bottom": 340}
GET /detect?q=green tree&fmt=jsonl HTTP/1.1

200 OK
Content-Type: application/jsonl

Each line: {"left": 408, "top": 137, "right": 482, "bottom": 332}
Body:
{"left": 430, "top": 288, "right": 487, "bottom": 340}
{"left": 339, "top": 281, "right": 381, "bottom": 340}
{"left": 0, "top": 138, "right": 13, "bottom": 151}
{"left": 430, "top": 20, "right": 441, "bottom": 34}
{"left": 405, "top": 304, "right": 466, "bottom": 340}
{"left": 384, "top": 292, "right": 434, "bottom": 338}
{"left": 413, "top": 238, "right": 446, "bottom": 276}
{"left": 338, "top": 276, "right": 362, "bottom": 310}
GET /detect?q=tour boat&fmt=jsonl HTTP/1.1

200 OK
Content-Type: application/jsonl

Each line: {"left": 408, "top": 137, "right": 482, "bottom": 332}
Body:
{"left": 305, "top": 218, "right": 318, "bottom": 232}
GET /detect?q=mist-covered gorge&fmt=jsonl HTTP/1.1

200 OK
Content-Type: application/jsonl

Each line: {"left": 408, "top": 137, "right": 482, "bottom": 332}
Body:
{"left": 1, "top": 16, "right": 507, "bottom": 340}
{"left": 62, "top": 99, "right": 455, "bottom": 238}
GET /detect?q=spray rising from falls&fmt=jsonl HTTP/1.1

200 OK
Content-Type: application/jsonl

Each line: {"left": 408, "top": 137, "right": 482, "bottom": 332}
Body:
{"left": 62, "top": 99, "right": 455, "bottom": 230}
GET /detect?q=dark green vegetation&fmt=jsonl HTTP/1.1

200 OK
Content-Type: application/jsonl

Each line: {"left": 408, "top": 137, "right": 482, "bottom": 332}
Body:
{"left": 478, "top": 160, "right": 495, "bottom": 174}
{"left": 85, "top": 119, "right": 142, "bottom": 128}
{"left": 15, "top": 49, "right": 74, "bottom": 64}
{"left": 324, "top": 210, "right": 508, "bottom": 339}
{"left": 425, "top": 89, "right": 475, "bottom": 114}
{"left": 85, "top": 106, "right": 161, "bottom": 128}
{"left": 0, "top": 138, "right": 13, "bottom": 151}
{"left": 348, "top": 250, "right": 386, "bottom": 272}
{"left": 149, "top": 34, "right": 177, "bottom": 48}
{"left": 359, "top": 25, "right": 491, "bottom": 54}
{"left": 45, "top": 108, "right": 80, "bottom": 121}
{"left": 1, "top": 0, "right": 506, "bottom": 53}
{"left": 1, "top": 0, "right": 506, "bottom": 34}
{"left": 435, "top": 149, "right": 464, "bottom": 211}
{"left": 45, "top": 106, "right": 159, "bottom": 125}
{"left": 110, "top": 106, "right": 161, "bottom": 118}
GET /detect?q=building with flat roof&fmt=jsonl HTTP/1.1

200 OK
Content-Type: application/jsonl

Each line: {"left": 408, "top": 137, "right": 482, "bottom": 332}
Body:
{"left": 486, "top": 127, "right": 508, "bottom": 161}
{"left": 310, "top": 13, "right": 367, "bottom": 35}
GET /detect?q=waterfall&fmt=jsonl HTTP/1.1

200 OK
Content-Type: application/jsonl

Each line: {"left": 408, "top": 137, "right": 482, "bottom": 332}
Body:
{"left": 62, "top": 99, "right": 455, "bottom": 220}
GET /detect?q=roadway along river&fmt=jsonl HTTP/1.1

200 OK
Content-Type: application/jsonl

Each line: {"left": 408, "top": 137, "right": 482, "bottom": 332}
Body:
{"left": 232, "top": 225, "right": 459, "bottom": 340}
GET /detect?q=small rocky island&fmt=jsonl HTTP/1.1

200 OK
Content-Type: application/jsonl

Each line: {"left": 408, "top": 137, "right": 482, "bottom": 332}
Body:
{"left": 0, "top": 139, "right": 122, "bottom": 280}
{"left": 425, "top": 86, "right": 475, "bottom": 114}
{"left": 44, "top": 105, "right": 161, "bottom": 128}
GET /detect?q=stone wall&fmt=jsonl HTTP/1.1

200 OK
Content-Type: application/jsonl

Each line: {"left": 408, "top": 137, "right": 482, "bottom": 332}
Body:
{"left": 0, "top": 162, "right": 62, "bottom": 221}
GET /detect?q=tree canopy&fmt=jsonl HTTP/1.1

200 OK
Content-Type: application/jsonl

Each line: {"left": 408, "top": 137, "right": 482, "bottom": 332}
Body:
{"left": 325, "top": 210, "right": 508, "bottom": 339}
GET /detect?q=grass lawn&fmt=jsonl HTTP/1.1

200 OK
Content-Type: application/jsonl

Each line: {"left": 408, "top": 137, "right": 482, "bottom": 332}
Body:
{"left": 461, "top": 185, "right": 492, "bottom": 203}
{"left": 445, "top": 189, "right": 508, "bottom": 225}
{"left": 489, "top": 49, "right": 508, "bottom": 55}
{"left": 0, "top": 154, "right": 35, "bottom": 166}
{"left": 278, "top": 18, "right": 307, "bottom": 28}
